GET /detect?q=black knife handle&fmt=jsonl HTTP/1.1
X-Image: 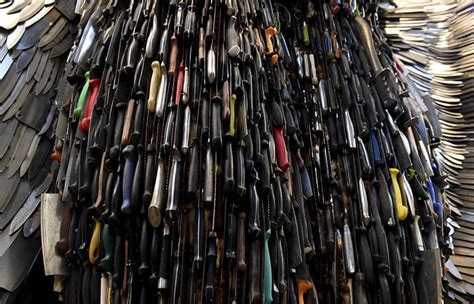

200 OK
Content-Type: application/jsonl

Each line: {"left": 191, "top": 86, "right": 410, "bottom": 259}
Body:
{"left": 224, "top": 139, "right": 235, "bottom": 193}
{"left": 130, "top": 95, "right": 145, "bottom": 146}
{"left": 194, "top": 203, "right": 205, "bottom": 271}
{"left": 236, "top": 141, "right": 246, "bottom": 196}
{"left": 353, "top": 272, "right": 368, "bottom": 304}
{"left": 204, "top": 232, "right": 217, "bottom": 302}
{"left": 108, "top": 170, "right": 122, "bottom": 228}
{"left": 110, "top": 106, "right": 125, "bottom": 161}
{"left": 187, "top": 143, "right": 200, "bottom": 199}
{"left": 131, "top": 145, "right": 144, "bottom": 212}
{"left": 149, "top": 227, "right": 162, "bottom": 285}
{"left": 248, "top": 170, "right": 261, "bottom": 240}
{"left": 158, "top": 220, "right": 172, "bottom": 290}
{"left": 143, "top": 144, "right": 156, "bottom": 207}
{"left": 112, "top": 235, "right": 124, "bottom": 288}
{"left": 139, "top": 220, "right": 151, "bottom": 278}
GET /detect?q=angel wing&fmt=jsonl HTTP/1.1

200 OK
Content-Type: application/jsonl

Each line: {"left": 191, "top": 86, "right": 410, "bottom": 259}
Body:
{"left": 0, "top": 0, "right": 75, "bottom": 300}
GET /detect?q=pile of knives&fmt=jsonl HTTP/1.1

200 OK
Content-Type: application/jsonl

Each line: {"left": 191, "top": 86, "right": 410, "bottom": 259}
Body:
{"left": 0, "top": 0, "right": 455, "bottom": 303}
{"left": 382, "top": 0, "right": 474, "bottom": 301}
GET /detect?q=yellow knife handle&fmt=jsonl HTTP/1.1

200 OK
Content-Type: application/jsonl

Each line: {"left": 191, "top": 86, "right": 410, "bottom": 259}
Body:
{"left": 89, "top": 217, "right": 101, "bottom": 264}
{"left": 389, "top": 168, "right": 408, "bottom": 221}
{"left": 147, "top": 61, "right": 161, "bottom": 112}
{"left": 230, "top": 94, "right": 236, "bottom": 136}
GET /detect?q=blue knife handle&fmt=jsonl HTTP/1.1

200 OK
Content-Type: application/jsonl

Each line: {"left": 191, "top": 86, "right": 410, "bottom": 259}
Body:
{"left": 121, "top": 145, "right": 137, "bottom": 215}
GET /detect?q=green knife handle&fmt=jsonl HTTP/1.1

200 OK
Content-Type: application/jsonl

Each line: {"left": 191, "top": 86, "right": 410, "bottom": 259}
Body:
{"left": 74, "top": 72, "right": 91, "bottom": 119}
{"left": 264, "top": 230, "right": 273, "bottom": 304}
{"left": 99, "top": 224, "right": 114, "bottom": 273}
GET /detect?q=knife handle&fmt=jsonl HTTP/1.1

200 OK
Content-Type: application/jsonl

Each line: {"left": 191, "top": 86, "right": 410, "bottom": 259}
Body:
{"left": 227, "top": 16, "right": 240, "bottom": 57}
{"left": 194, "top": 204, "right": 205, "bottom": 271}
{"left": 264, "top": 230, "right": 273, "bottom": 303}
{"left": 211, "top": 97, "right": 223, "bottom": 150}
{"left": 89, "top": 217, "right": 101, "bottom": 265}
{"left": 130, "top": 96, "right": 144, "bottom": 146}
{"left": 207, "top": 48, "right": 216, "bottom": 84}
{"left": 145, "top": 15, "right": 159, "bottom": 59}
{"left": 353, "top": 272, "right": 369, "bottom": 304}
{"left": 55, "top": 201, "right": 72, "bottom": 256}
{"left": 139, "top": 220, "right": 151, "bottom": 278}
{"left": 237, "top": 212, "right": 246, "bottom": 272}
{"left": 265, "top": 27, "right": 278, "bottom": 64}
{"left": 224, "top": 201, "right": 237, "bottom": 270}
{"left": 168, "top": 35, "right": 178, "bottom": 77}
{"left": 370, "top": 130, "right": 381, "bottom": 164}
{"left": 158, "top": 221, "right": 172, "bottom": 290}
{"left": 203, "top": 147, "right": 214, "bottom": 203}
{"left": 147, "top": 61, "right": 161, "bottom": 112}
{"left": 175, "top": 64, "right": 185, "bottom": 106}
{"left": 143, "top": 145, "right": 156, "bottom": 207}
{"left": 236, "top": 142, "right": 246, "bottom": 197}
{"left": 162, "top": 108, "right": 175, "bottom": 153}
{"left": 389, "top": 168, "right": 408, "bottom": 221}
{"left": 131, "top": 146, "right": 144, "bottom": 211}
{"left": 158, "top": 26, "right": 169, "bottom": 64}
{"left": 376, "top": 168, "right": 394, "bottom": 226}
{"left": 357, "top": 232, "right": 375, "bottom": 286}
{"left": 224, "top": 139, "right": 234, "bottom": 193}
{"left": 248, "top": 174, "right": 261, "bottom": 239}
{"left": 121, "top": 145, "right": 137, "bottom": 215}
{"left": 199, "top": 27, "right": 205, "bottom": 65}
{"left": 187, "top": 144, "right": 200, "bottom": 198}
{"left": 184, "top": 5, "right": 196, "bottom": 40}
{"left": 149, "top": 227, "right": 162, "bottom": 285}
{"left": 155, "top": 63, "right": 168, "bottom": 118}
{"left": 99, "top": 224, "right": 114, "bottom": 273}
{"left": 273, "top": 127, "right": 289, "bottom": 172}
{"left": 107, "top": 171, "right": 121, "bottom": 227}
{"left": 110, "top": 107, "right": 125, "bottom": 161}
{"left": 112, "top": 235, "right": 124, "bottom": 287}
{"left": 80, "top": 78, "right": 101, "bottom": 132}
{"left": 148, "top": 159, "right": 165, "bottom": 228}
{"left": 204, "top": 232, "right": 217, "bottom": 302}
{"left": 249, "top": 240, "right": 261, "bottom": 303}
{"left": 124, "top": 33, "right": 140, "bottom": 74}
{"left": 166, "top": 160, "right": 181, "bottom": 221}
{"left": 74, "top": 72, "right": 91, "bottom": 119}
{"left": 260, "top": 145, "right": 271, "bottom": 195}
{"left": 230, "top": 94, "right": 236, "bottom": 136}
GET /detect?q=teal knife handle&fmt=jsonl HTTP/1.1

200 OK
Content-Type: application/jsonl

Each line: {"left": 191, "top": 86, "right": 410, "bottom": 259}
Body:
{"left": 264, "top": 230, "right": 273, "bottom": 304}
{"left": 99, "top": 224, "right": 114, "bottom": 273}
{"left": 74, "top": 71, "right": 91, "bottom": 119}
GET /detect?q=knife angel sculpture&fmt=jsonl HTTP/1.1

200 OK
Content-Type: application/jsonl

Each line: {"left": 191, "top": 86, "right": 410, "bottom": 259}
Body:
{"left": 0, "top": 0, "right": 75, "bottom": 301}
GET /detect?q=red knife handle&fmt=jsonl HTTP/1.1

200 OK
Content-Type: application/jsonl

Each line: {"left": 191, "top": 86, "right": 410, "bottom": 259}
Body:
{"left": 80, "top": 78, "right": 101, "bottom": 133}
{"left": 273, "top": 127, "right": 289, "bottom": 172}
{"left": 175, "top": 64, "right": 184, "bottom": 106}
{"left": 168, "top": 35, "right": 178, "bottom": 77}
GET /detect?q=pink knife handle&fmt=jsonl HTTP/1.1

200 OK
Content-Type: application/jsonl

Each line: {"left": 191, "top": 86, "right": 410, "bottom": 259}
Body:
{"left": 273, "top": 127, "right": 289, "bottom": 172}
{"left": 175, "top": 64, "right": 184, "bottom": 106}
{"left": 80, "top": 78, "right": 101, "bottom": 132}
